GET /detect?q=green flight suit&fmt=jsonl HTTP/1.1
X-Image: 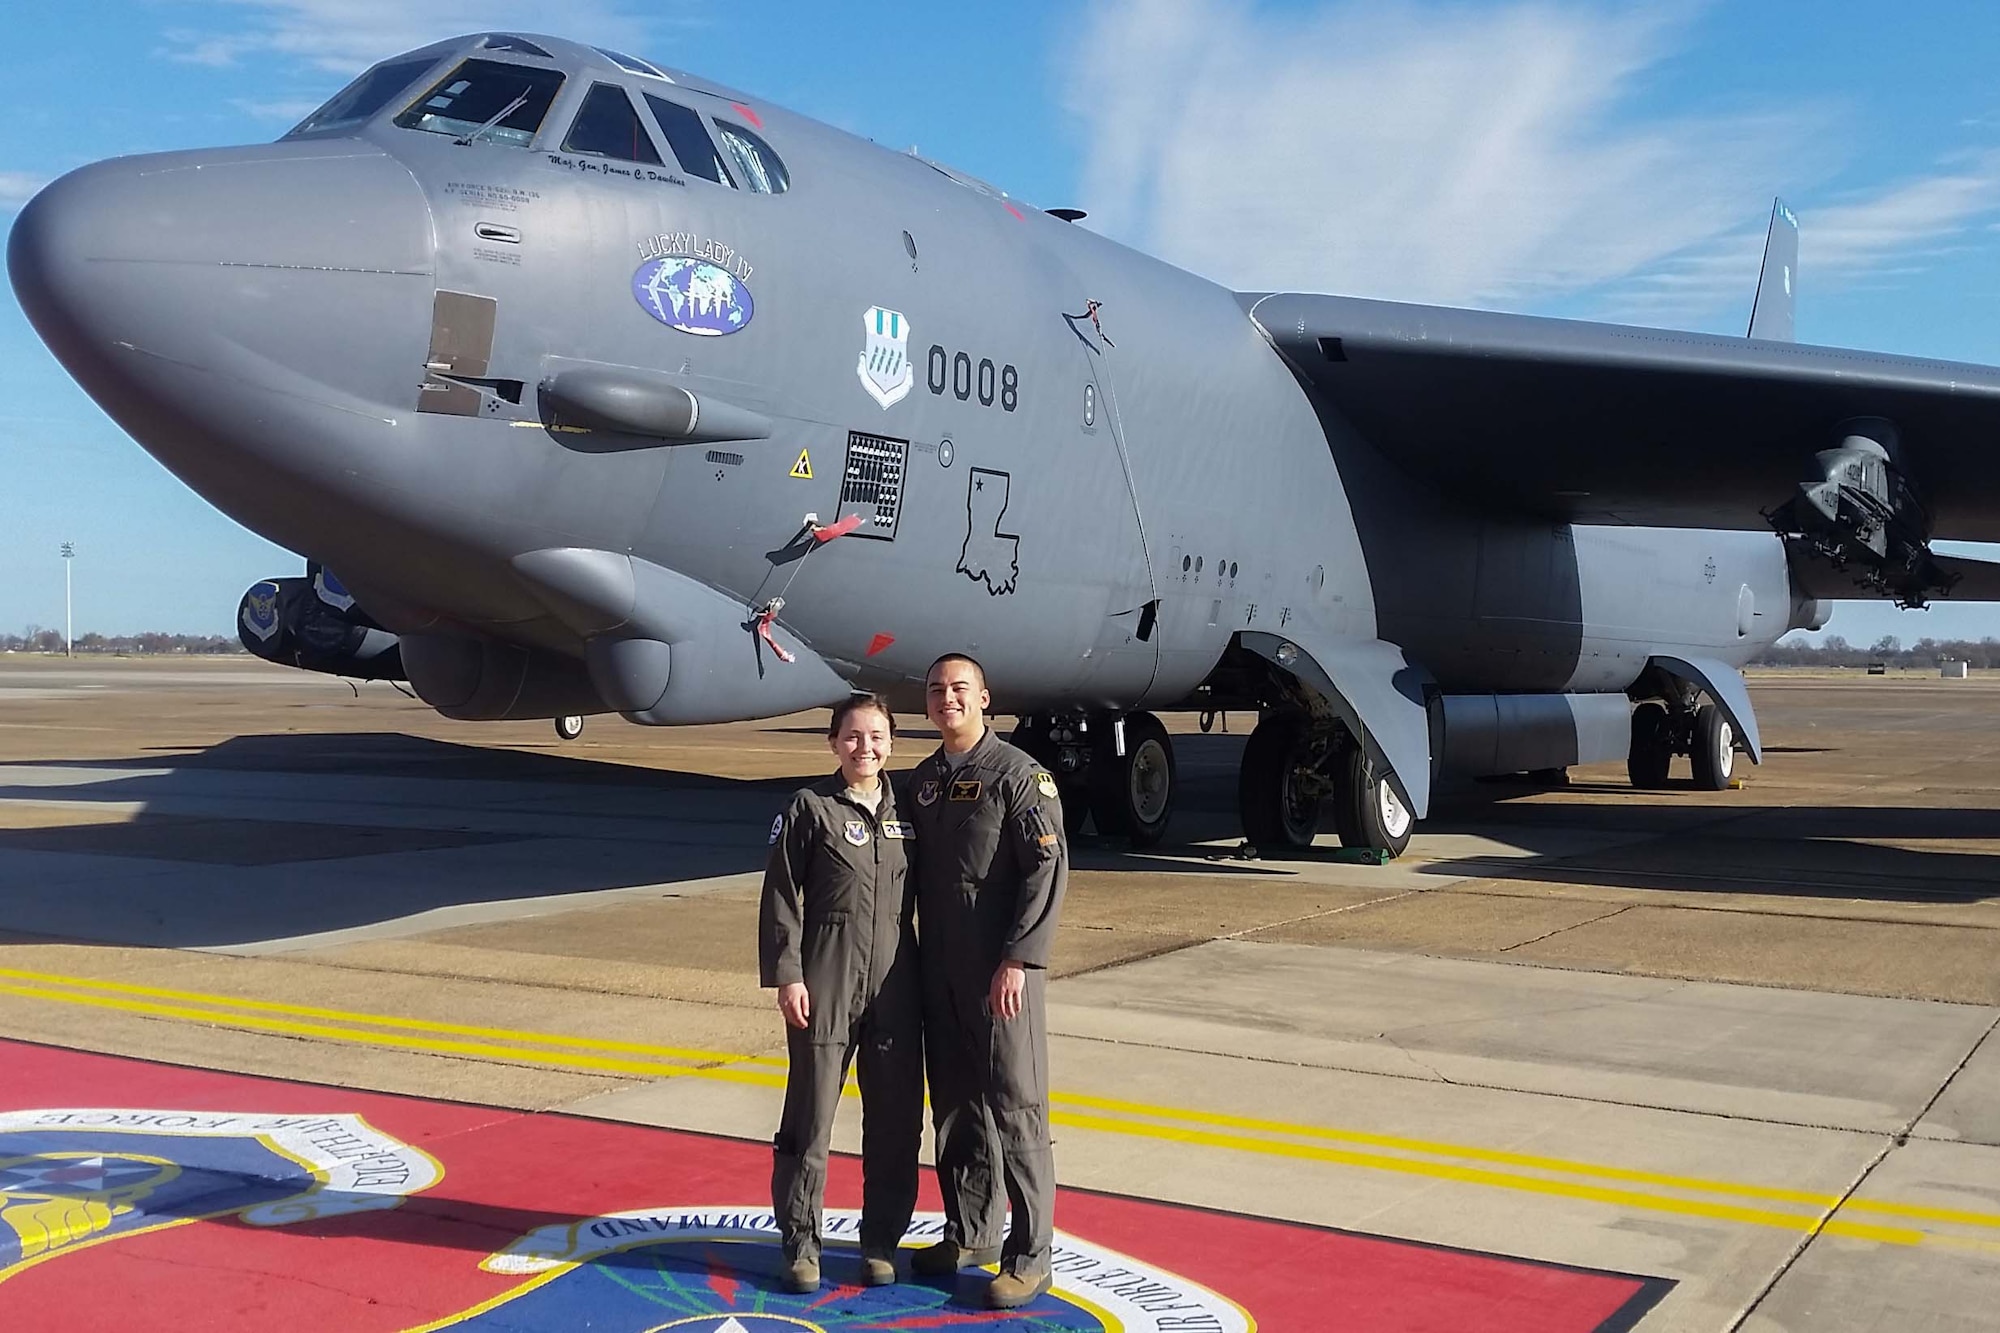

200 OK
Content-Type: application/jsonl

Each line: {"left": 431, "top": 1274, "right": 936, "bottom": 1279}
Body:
{"left": 906, "top": 729, "right": 1068, "bottom": 1274}
{"left": 760, "top": 773, "right": 924, "bottom": 1263}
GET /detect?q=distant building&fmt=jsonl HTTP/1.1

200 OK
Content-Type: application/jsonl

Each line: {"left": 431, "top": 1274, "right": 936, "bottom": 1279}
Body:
{"left": 1942, "top": 659, "right": 1970, "bottom": 679}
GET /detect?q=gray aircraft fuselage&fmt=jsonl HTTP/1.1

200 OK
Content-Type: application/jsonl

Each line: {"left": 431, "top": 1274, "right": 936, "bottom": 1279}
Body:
{"left": 16, "top": 32, "right": 1884, "bottom": 845}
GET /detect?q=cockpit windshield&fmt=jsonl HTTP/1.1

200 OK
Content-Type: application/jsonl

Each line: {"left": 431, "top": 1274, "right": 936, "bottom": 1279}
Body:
{"left": 286, "top": 56, "right": 437, "bottom": 138}
{"left": 594, "top": 47, "right": 672, "bottom": 81}
{"left": 393, "top": 58, "right": 565, "bottom": 148}
{"left": 715, "top": 120, "right": 788, "bottom": 194}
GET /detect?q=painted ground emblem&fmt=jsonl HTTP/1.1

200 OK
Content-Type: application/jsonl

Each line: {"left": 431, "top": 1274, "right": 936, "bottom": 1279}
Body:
{"left": 633, "top": 257, "right": 755, "bottom": 336}
{"left": 857, "top": 306, "right": 913, "bottom": 408}
{"left": 425, "top": 1207, "right": 1249, "bottom": 1331}
{"left": 0, "top": 1108, "right": 439, "bottom": 1279}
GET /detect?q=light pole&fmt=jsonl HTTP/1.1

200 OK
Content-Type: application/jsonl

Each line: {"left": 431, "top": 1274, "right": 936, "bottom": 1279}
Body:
{"left": 60, "top": 542, "right": 74, "bottom": 657}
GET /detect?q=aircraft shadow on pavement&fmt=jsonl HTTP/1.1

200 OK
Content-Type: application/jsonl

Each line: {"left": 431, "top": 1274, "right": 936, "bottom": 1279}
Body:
{"left": 2, "top": 731, "right": 1995, "bottom": 949}
{"left": 0, "top": 732, "right": 817, "bottom": 950}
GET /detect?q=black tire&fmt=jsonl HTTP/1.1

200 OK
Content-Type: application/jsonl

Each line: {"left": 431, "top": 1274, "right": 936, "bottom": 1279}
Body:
{"left": 1238, "top": 713, "right": 1322, "bottom": 851}
{"left": 1691, "top": 702, "right": 1735, "bottom": 791}
{"left": 554, "top": 715, "right": 584, "bottom": 741}
{"left": 1009, "top": 720, "right": 1091, "bottom": 837}
{"left": 1087, "top": 712, "right": 1176, "bottom": 847}
{"left": 1628, "top": 701, "right": 1673, "bottom": 789}
{"left": 1330, "top": 747, "right": 1415, "bottom": 857}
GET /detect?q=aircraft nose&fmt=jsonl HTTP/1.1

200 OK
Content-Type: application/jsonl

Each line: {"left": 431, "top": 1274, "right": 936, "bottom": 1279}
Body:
{"left": 8, "top": 144, "right": 435, "bottom": 459}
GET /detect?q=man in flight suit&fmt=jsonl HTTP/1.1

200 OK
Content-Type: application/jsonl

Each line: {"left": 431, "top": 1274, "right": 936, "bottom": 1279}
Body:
{"left": 760, "top": 696, "right": 924, "bottom": 1292}
{"left": 905, "top": 653, "right": 1067, "bottom": 1310}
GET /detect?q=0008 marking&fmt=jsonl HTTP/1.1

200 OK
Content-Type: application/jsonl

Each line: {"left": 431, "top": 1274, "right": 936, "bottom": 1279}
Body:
{"left": 927, "top": 344, "right": 1018, "bottom": 411}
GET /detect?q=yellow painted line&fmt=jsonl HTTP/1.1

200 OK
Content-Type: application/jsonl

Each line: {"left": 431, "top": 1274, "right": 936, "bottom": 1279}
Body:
{"left": 1050, "top": 1110, "right": 1923, "bottom": 1246}
{"left": 0, "top": 966, "right": 787, "bottom": 1069}
{"left": 3, "top": 966, "right": 1997, "bottom": 1241}
{"left": 0, "top": 981, "right": 787, "bottom": 1090}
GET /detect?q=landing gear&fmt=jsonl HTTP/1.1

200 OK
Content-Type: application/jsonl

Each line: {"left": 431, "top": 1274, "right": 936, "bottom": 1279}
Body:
{"left": 1009, "top": 716, "right": 1094, "bottom": 839}
{"left": 1014, "top": 711, "right": 1178, "bottom": 846}
{"left": 1238, "top": 712, "right": 1325, "bottom": 850}
{"left": 1238, "top": 712, "right": 1415, "bottom": 856}
{"left": 1628, "top": 701, "right": 1672, "bottom": 788}
{"left": 1691, "top": 702, "right": 1735, "bottom": 790}
{"left": 1329, "top": 747, "right": 1414, "bottom": 857}
{"left": 554, "top": 714, "right": 585, "bottom": 741}
{"left": 1627, "top": 692, "right": 1737, "bottom": 790}
{"left": 1088, "top": 711, "right": 1175, "bottom": 847}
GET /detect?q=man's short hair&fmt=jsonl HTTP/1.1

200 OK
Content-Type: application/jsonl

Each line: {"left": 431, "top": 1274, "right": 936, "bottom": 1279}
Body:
{"left": 926, "top": 652, "right": 987, "bottom": 690}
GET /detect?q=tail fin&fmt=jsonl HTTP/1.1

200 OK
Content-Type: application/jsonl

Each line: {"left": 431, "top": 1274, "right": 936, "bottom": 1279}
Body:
{"left": 1747, "top": 198, "right": 1798, "bottom": 341}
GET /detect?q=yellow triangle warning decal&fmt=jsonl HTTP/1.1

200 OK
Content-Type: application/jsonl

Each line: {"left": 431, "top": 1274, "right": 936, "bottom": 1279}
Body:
{"left": 790, "top": 449, "right": 813, "bottom": 480}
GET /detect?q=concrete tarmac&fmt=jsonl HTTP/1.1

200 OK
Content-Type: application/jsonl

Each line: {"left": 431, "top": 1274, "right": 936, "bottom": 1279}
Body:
{"left": 2, "top": 656, "right": 1998, "bottom": 1330}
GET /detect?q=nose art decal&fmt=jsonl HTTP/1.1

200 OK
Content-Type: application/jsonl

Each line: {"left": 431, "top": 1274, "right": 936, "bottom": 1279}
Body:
{"left": 632, "top": 257, "right": 754, "bottom": 336}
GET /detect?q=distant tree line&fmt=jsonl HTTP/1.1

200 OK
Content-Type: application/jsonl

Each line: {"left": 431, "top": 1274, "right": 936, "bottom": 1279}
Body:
{"left": 2, "top": 629, "right": 243, "bottom": 655}
{"left": 1757, "top": 635, "right": 2000, "bottom": 669}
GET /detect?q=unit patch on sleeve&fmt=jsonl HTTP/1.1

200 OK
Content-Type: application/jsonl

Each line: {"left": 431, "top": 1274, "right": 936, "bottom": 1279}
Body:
{"left": 768, "top": 814, "right": 785, "bottom": 845}
{"left": 1035, "top": 771, "right": 1060, "bottom": 800}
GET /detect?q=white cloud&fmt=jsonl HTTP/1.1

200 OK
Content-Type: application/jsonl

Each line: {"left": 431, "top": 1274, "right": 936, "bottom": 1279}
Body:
{"left": 0, "top": 171, "right": 48, "bottom": 211}
{"left": 229, "top": 97, "right": 325, "bottom": 121}
{"left": 162, "top": 1, "right": 682, "bottom": 75}
{"left": 1065, "top": 0, "right": 2000, "bottom": 326}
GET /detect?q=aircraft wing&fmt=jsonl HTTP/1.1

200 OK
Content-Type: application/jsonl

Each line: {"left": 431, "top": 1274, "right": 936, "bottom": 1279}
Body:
{"left": 1245, "top": 292, "right": 2000, "bottom": 545}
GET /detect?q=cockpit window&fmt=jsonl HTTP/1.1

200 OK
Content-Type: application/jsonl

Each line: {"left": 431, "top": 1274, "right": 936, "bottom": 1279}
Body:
{"left": 394, "top": 59, "right": 565, "bottom": 148}
{"left": 478, "top": 34, "right": 554, "bottom": 58}
{"left": 595, "top": 47, "right": 672, "bottom": 81}
{"left": 643, "top": 94, "right": 734, "bottom": 186}
{"left": 563, "top": 83, "right": 663, "bottom": 165}
{"left": 715, "top": 120, "right": 789, "bottom": 195}
{"left": 286, "top": 57, "right": 436, "bottom": 137}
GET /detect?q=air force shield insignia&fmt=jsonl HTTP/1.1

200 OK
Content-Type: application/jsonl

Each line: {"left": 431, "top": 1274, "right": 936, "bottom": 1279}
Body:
{"left": 916, "top": 779, "right": 939, "bottom": 807}
{"left": 858, "top": 306, "right": 913, "bottom": 408}
{"left": 843, "top": 819, "right": 870, "bottom": 846}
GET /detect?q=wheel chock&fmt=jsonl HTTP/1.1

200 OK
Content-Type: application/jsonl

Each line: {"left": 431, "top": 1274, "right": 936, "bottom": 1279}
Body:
{"left": 1329, "top": 846, "right": 1391, "bottom": 865}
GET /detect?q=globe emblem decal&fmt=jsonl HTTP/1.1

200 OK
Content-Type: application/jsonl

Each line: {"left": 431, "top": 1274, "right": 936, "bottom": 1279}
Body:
{"left": 633, "top": 257, "right": 755, "bottom": 336}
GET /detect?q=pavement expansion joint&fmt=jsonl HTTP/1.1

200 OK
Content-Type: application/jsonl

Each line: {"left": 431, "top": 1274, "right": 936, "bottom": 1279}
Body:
{"left": 1496, "top": 903, "right": 1637, "bottom": 952}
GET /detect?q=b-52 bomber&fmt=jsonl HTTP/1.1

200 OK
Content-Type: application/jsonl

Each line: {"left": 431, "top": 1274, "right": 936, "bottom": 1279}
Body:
{"left": 15, "top": 32, "right": 2000, "bottom": 855}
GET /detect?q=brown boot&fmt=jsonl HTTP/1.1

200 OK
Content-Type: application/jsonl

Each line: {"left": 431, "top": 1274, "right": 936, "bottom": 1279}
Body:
{"left": 782, "top": 1254, "right": 820, "bottom": 1293}
{"left": 986, "top": 1264, "right": 1052, "bottom": 1309}
{"left": 910, "top": 1240, "right": 1001, "bottom": 1276}
{"left": 859, "top": 1248, "right": 898, "bottom": 1286}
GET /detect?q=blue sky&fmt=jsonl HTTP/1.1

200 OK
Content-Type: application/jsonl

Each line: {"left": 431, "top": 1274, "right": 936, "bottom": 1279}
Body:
{"left": 3, "top": 0, "right": 2000, "bottom": 644}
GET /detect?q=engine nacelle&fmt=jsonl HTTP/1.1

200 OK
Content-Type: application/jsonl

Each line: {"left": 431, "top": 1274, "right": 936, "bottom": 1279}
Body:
{"left": 238, "top": 566, "right": 404, "bottom": 680}
{"left": 397, "top": 632, "right": 609, "bottom": 721}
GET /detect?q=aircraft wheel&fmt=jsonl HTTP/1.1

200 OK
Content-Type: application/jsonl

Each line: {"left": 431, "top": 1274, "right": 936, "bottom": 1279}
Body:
{"left": 1628, "top": 701, "right": 1673, "bottom": 789}
{"left": 1009, "top": 719, "right": 1091, "bottom": 838}
{"left": 1238, "top": 713, "right": 1324, "bottom": 851}
{"left": 554, "top": 715, "right": 585, "bottom": 741}
{"left": 1088, "top": 711, "right": 1176, "bottom": 847}
{"left": 1330, "top": 747, "right": 1414, "bottom": 857}
{"left": 1691, "top": 702, "right": 1735, "bottom": 791}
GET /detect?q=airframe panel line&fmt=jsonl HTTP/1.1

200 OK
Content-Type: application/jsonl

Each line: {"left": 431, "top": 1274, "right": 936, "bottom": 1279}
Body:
{"left": 2, "top": 968, "right": 1998, "bottom": 1243}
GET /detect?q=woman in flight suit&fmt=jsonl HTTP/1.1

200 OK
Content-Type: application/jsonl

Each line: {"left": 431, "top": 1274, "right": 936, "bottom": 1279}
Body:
{"left": 759, "top": 694, "right": 923, "bottom": 1293}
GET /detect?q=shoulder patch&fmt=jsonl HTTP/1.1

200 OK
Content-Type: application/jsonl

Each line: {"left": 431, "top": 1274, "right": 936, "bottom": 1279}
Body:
{"left": 768, "top": 814, "right": 785, "bottom": 845}
{"left": 1035, "top": 771, "right": 1060, "bottom": 800}
{"left": 949, "top": 778, "right": 983, "bottom": 802}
